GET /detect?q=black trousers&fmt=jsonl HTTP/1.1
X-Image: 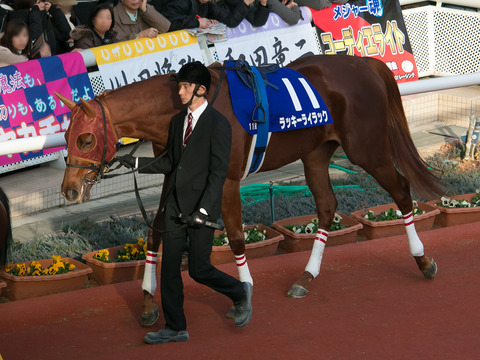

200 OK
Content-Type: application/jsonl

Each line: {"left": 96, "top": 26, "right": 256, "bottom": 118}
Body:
{"left": 156, "top": 198, "right": 244, "bottom": 331}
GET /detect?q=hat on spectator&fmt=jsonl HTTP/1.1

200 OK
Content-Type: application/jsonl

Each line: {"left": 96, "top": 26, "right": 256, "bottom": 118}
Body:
{"left": 51, "top": 0, "right": 78, "bottom": 6}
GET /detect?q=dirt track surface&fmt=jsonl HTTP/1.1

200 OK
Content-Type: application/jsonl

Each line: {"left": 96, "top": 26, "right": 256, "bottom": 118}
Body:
{"left": 1, "top": 222, "right": 480, "bottom": 360}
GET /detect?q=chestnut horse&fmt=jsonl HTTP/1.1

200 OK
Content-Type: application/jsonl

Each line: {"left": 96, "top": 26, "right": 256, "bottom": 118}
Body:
{"left": 58, "top": 54, "right": 441, "bottom": 326}
{"left": 0, "top": 187, "right": 12, "bottom": 270}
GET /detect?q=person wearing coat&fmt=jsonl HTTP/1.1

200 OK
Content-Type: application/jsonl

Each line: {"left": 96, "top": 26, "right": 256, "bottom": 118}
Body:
{"left": 113, "top": 0, "right": 170, "bottom": 42}
{"left": 9, "top": 0, "right": 71, "bottom": 55}
{"left": 71, "top": 3, "right": 118, "bottom": 49}
{"left": 163, "top": 0, "right": 258, "bottom": 31}
{"left": 222, "top": 0, "right": 271, "bottom": 28}
{"left": 0, "top": 17, "right": 29, "bottom": 66}
{"left": 116, "top": 62, "right": 253, "bottom": 344}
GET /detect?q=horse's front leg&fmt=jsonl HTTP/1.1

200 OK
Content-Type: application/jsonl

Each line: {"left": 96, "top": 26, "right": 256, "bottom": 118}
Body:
{"left": 140, "top": 222, "right": 162, "bottom": 327}
{"left": 288, "top": 143, "right": 338, "bottom": 298}
{"left": 222, "top": 178, "right": 253, "bottom": 318}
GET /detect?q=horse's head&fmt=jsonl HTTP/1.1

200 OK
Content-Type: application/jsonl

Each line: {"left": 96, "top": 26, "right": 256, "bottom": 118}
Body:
{"left": 55, "top": 92, "right": 118, "bottom": 204}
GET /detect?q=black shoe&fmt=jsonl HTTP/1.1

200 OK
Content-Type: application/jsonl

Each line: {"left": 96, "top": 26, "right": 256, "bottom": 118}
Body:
{"left": 144, "top": 328, "right": 189, "bottom": 344}
{"left": 234, "top": 282, "right": 253, "bottom": 327}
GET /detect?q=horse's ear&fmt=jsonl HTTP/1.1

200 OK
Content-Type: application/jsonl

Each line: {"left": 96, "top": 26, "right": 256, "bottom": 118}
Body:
{"left": 79, "top": 98, "right": 96, "bottom": 118}
{"left": 54, "top": 91, "right": 77, "bottom": 111}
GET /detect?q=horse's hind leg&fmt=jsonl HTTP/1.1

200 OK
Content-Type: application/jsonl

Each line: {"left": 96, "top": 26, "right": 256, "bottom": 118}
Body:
{"left": 288, "top": 141, "right": 339, "bottom": 298}
{"left": 352, "top": 156, "right": 437, "bottom": 279}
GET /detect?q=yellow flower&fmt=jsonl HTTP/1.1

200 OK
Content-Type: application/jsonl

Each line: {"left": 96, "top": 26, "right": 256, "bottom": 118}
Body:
{"left": 18, "top": 268, "right": 26, "bottom": 276}
{"left": 27, "top": 267, "right": 32, "bottom": 275}
{"left": 131, "top": 248, "right": 139, "bottom": 257}
{"left": 138, "top": 238, "right": 145, "bottom": 246}
{"left": 5, "top": 263, "right": 12, "bottom": 272}
{"left": 35, "top": 263, "right": 42, "bottom": 270}
{"left": 103, "top": 250, "right": 109, "bottom": 256}
{"left": 52, "top": 255, "right": 62, "bottom": 263}
{"left": 105, "top": 256, "right": 110, "bottom": 262}
{"left": 48, "top": 266, "right": 57, "bottom": 275}
{"left": 42, "top": 269, "right": 49, "bottom": 275}
{"left": 124, "top": 244, "right": 134, "bottom": 252}
{"left": 30, "top": 261, "right": 38, "bottom": 268}
{"left": 56, "top": 261, "right": 65, "bottom": 269}
{"left": 68, "top": 263, "right": 76, "bottom": 271}
{"left": 143, "top": 243, "right": 147, "bottom": 252}
{"left": 32, "top": 270, "right": 41, "bottom": 276}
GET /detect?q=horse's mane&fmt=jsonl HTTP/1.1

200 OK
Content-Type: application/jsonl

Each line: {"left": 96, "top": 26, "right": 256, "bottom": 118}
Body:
{"left": 0, "top": 186, "right": 12, "bottom": 269}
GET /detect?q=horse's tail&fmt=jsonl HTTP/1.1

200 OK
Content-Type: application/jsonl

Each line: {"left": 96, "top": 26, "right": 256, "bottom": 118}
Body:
{"left": 0, "top": 186, "right": 12, "bottom": 269}
{"left": 364, "top": 57, "right": 443, "bottom": 199}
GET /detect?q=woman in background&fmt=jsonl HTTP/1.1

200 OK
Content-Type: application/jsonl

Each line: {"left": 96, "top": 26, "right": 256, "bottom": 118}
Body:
{"left": 71, "top": 3, "right": 117, "bottom": 49}
{"left": 0, "top": 17, "right": 30, "bottom": 66}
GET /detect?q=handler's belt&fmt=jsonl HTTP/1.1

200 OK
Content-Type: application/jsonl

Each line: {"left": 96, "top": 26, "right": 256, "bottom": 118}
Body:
{"left": 177, "top": 214, "right": 225, "bottom": 231}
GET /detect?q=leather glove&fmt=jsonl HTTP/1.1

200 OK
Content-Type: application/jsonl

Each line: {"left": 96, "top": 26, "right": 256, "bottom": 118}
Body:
{"left": 188, "top": 210, "right": 208, "bottom": 229}
{"left": 116, "top": 154, "right": 137, "bottom": 169}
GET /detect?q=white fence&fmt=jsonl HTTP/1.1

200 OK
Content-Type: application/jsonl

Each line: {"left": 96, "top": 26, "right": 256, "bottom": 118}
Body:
{"left": 402, "top": 5, "right": 480, "bottom": 76}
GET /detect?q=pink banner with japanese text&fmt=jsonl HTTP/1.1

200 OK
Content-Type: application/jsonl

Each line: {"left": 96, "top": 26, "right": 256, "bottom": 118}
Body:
{"left": 0, "top": 52, "right": 93, "bottom": 166}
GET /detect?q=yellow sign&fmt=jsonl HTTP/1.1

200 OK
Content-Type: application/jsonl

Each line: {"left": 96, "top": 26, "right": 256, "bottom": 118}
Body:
{"left": 91, "top": 30, "right": 196, "bottom": 65}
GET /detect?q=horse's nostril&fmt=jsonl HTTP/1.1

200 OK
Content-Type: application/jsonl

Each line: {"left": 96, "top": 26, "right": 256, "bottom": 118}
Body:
{"left": 66, "top": 189, "right": 79, "bottom": 201}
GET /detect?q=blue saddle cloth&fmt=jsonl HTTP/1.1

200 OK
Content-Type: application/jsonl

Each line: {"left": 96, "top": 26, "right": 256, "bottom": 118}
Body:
{"left": 225, "top": 61, "right": 333, "bottom": 136}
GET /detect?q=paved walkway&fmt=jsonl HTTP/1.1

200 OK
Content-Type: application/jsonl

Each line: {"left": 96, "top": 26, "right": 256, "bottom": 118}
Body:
{"left": 1, "top": 222, "right": 480, "bottom": 359}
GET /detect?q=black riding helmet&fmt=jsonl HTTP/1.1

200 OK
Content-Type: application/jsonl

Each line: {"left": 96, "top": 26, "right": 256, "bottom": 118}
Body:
{"left": 171, "top": 61, "right": 211, "bottom": 95}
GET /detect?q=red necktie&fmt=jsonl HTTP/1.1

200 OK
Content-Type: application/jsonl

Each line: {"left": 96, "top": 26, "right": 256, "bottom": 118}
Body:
{"left": 183, "top": 113, "right": 193, "bottom": 147}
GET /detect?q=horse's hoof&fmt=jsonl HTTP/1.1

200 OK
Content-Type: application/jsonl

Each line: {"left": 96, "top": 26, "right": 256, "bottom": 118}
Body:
{"left": 286, "top": 284, "right": 309, "bottom": 298}
{"left": 225, "top": 306, "right": 235, "bottom": 319}
{"left": 140, "top": 305, "right": 159, "bottom": 327}
{"left": 422, "top": 259, "right": 437, "bottom": 279}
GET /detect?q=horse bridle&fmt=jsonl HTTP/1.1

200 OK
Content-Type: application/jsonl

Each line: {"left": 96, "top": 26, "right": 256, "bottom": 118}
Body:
{"left": 65, "top": 99, "right": 112, "bottom": 186}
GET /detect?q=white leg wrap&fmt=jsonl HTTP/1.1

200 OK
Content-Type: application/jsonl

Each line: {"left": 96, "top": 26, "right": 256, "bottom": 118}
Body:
{"left": 304, "top": 229, "right": 328, "bottom": 278}
{"left": 403, "top": 212, "right": 424, "bottom": 257}
{"left": 235, "top": 254, "right": 253, "bottom": 285}
{"left": 142, "top": 251, "right": 158, "bottom": 295}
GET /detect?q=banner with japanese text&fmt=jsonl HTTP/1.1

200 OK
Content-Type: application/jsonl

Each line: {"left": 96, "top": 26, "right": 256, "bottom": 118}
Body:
{"left": 90, "top": 30, "right": 204, "bottom": 90}
{"left": 0, "top": 52, "right": 94, "bottom": 167}
{"left": 215, "top": 8, "right": 320, "bottom": 67}
{"left": 312, "top": 0, "right": 418, "bottom": 82}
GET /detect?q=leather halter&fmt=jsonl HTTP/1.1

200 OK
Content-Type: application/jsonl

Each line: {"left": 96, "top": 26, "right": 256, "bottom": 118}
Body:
{"left": 65, "top": 99, "right": 118, "bottom": 185}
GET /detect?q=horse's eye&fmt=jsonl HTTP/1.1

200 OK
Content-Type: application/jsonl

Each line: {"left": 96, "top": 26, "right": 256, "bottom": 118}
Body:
{"left": 83, "top": 141, "right": 93, "bottom": 147}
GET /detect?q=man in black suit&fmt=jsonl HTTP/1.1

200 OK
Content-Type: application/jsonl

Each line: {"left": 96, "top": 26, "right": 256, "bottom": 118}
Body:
{"left": 118, "top": 62, "right": 252, "bottom": 344}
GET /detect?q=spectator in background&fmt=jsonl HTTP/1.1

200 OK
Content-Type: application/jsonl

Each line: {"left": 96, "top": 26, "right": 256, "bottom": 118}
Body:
{"left": 221, "top": 0, "right": 271, "bottom": 28}
{"left": 52, "top": 0, "right": 78, "bottom": 30}
{"left": 48, "top": 0, "right": 76, "bottom": 53}
{"left": 71, "top": 3, "right": 117, "bottom": 49}
{"left": 113, "top": 0, "right": 170, "bottom": 41}
{"left": 0, "top": 17, "right": 30, "bottom": 66}
{"left": 9, "top": 0, "right": 72, "bottom": 55}
{"left": 268, "top": 0, "right": 300, "bottom": 26}
{"left": 163, "top": 0, "right": 258, "bottom": 31}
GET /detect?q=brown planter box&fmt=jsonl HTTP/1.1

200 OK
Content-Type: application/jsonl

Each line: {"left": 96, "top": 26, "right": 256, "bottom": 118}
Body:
{"left": 0, "top": 280, "right": 6, "bottom": 290}
{"left": 350, "top": 202, "right": 440, "bottom": 240}
{"left": 426, "top": 193, "right": 480, "bottom": 227}
{"left": 0, "top": 258, "right": 92, "bottom": 301}
{"left": 82, "top": 245, "right": 161, "bottom": 285}
{"left": 271, "top": 213, "right": 363, "bottom": 253}
{"left": 210, "top": 224, "right": 284, "bottom": 265}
